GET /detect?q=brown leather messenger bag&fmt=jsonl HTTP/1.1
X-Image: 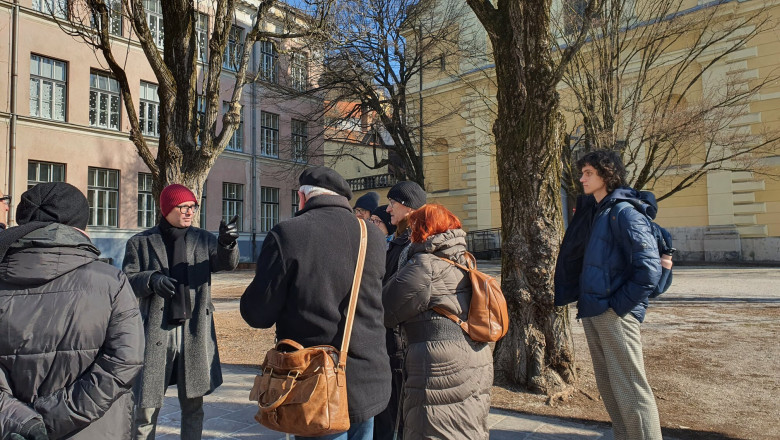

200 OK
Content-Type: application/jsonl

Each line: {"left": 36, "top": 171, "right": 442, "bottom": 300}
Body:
{"left": 249, "top": 219, "right": 368, "bottom": 436}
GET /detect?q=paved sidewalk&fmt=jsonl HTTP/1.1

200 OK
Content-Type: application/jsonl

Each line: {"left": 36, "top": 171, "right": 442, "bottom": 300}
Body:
{"left": 152, "top": 364, "right": 615, "bottom": 440}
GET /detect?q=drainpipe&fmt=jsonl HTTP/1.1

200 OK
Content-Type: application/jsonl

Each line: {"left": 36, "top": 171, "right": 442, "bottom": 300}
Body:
{"left": 250, "top": 46, "right": 258, "bottom": 260}
{"left": 8, "top": 0, "right": 20, "bottom": 225}
{"left": 418, "top": 22, "right": 424, "bottom": 187}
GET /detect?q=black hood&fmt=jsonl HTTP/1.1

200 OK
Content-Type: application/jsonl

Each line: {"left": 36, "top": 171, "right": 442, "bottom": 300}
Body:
{"left": 0, "top": 224, "right": 100, "bottom": 285}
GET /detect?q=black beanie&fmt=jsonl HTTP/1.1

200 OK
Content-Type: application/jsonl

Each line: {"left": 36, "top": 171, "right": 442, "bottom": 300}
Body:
{"left": 387, "top": 181, "right": 426, "bottom": 209}
{"left": 299, "top": 166, "right": 353, "bottom": 200}
{"left": 16, "top": 182, "right": 90, "bottom": 230}
{"left": 354, "top": 192, "right": 379, "bottom": 212}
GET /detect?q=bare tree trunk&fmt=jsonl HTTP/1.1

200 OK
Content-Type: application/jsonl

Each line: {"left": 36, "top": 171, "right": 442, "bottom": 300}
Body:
{"left": 491, "top": 70, "right": 574, "bottom": 392}
{"left": 468, "top": 0, "right": 580, "bottom": 393}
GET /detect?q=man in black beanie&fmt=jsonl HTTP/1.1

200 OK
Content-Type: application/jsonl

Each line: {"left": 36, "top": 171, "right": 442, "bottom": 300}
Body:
{"left": 375, "top": 180, "right": 426, "bottom": 440}
{"left": 0, "top": 182, "right": 144, "bottom": 440}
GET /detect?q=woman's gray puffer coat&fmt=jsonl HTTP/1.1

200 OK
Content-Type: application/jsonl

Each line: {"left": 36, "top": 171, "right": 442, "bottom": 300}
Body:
{"left": 0, "top": 224, "right": 144, "bottom": 439}
{"left": 383, "top": 229, "right": 492, "bottom": 440}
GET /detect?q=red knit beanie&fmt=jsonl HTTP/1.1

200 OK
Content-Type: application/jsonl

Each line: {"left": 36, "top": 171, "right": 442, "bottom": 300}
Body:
{"left": 160, "top": 184, "right": 197, "bottom": 216}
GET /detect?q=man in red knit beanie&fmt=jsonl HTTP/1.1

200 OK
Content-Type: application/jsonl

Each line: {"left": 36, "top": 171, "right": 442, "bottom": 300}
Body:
{"left": 123, "top": 183, "right": 240, "bottom": 440}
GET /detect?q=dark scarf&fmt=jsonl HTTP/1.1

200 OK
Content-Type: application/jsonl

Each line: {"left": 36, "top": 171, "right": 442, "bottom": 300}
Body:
{"left": 159, "top": 218, "right": 192, "bottom": 325}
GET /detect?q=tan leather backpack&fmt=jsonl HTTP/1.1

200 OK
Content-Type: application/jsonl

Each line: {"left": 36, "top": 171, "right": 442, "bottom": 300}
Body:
{"left": 433, "top": 252, "right": 509, "bottom": 342}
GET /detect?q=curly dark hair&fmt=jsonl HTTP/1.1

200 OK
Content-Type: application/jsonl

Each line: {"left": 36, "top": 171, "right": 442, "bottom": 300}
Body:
{"left": 576, "top": 150, "right": 627, "bottom": 193}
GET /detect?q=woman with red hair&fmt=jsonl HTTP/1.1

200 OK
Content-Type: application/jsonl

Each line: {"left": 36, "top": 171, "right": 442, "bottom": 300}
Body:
{"left": 382, "top": 204, "right": 492, "bottom": 439}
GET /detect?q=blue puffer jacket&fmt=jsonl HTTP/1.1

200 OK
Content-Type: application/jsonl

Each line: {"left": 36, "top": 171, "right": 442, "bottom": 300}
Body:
{"left": 555, "top": 187, "right": 662, "bottom": 322}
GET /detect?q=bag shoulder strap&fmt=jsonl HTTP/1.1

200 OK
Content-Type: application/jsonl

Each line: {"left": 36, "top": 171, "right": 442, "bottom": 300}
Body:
{"left": 432, "top": 251, "right": 478, "bottom": 333}
{"left": 338, "top": 219, "right": 368, "bottom": 367}
{"left": 435, "top": 251, "right": 477, "bottom": 273}
{"left": 608, "top": 201, "right": 633, "bottom": 241}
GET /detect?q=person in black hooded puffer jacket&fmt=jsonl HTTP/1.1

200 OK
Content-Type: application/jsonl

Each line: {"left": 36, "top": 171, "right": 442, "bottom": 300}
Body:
{"left": 382, "top": 203, "right": 492, "bottom": 440}
{"left": 0, "top": 183, "right": 144, "bottom": 440}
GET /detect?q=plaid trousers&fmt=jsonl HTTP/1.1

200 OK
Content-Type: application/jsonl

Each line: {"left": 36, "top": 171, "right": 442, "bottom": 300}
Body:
{"left": 582, "top": 309, "right": 662, "bottom": 440}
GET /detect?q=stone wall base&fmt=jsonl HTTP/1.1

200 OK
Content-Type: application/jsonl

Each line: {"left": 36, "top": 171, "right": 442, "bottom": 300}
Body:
{"left": 669, "top": 225, "right": 779, "bottom": 263}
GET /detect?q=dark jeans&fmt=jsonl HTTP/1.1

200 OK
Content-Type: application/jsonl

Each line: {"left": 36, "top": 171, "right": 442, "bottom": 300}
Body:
{"left": 295, "top": 418, "right": 374, "bottom": 440}
{"left": 373, "top": 353, "right": 403, "bottom": 440}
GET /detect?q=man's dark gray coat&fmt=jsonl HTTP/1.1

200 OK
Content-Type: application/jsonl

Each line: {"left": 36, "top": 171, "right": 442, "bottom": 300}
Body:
{"left": 123, "top": 226, "right": 239, "bottom": 408}
{"left": 240, "top": 195, "right": 391, "bottom": 424}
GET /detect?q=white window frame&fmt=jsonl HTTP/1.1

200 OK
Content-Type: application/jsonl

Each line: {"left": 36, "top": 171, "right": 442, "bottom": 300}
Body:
{"left": 291, "top": 119, "right": 307, "bottom": 162}
{"left": 89, "top": 71, "right": 121, "bottom": 130}
{"left": 33, "top": 0, "right": 68, "bottom": 18}
{"left": 30, "top": 55, "right": 67, "bottom": 121}
{"left": 108, "top": 0, "right": 122, "bottom": 36}
{"left": 196, "top": 12, "right": 208, "bottom": 63}
{"left": 223, "top": 25, "right": 244, "bottom": 71}
{"left": 223, "top": 101, "right": 243, "bottom": 152}
{"left": 261, "top": 40, "right": 278, "bottom": 83}
{"left": 137, "top": 172, "right": 157, "bottom": 228}
{"left": 144, "top": 0, "right": 164, "bottom": 49}
{"left": 261, "top": 186, "right": 279, "bottom": 232}
{"left": 28, "top": 160, "right": 65, "bottom": 190}
{"left": 92, "top": 0, "right": 122, "bottom": 36}
{"left": 222, "top": 183, "right": 243, "bottom": 231}
{"left": 87, "top": 167, "right": 119, "bottom": 227}
{"left": 196, "top": 94, "right": 205, "bottom": 146}
{"left": 291, "top": 51, "right": 307, "bottom": 91}
{"left": 140, "top": 81, "right": 160, "bottom": 137}
{"left": 260, "top": 111, "right": 279, "bottom": 158}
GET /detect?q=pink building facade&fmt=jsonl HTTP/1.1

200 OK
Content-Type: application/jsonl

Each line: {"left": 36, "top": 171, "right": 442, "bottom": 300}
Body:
{"left": 0, "top": 0, "right": 323, "bottom": 264}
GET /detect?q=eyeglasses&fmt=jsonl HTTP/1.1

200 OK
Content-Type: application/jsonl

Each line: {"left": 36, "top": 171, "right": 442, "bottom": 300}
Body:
{"left": 0, "top": 196, "right": 10, "bottom": 205}
{"left": 388, "top": 199, "right": 400, "bottom": 208}
{"left": 354, "top": 207, "right": 370, "bottom": 215}
{"left": 174, "top": 204, "right": 199, "bottom": 214}
{"left": 369, "top": 217, "right": 383, "bottom": 225}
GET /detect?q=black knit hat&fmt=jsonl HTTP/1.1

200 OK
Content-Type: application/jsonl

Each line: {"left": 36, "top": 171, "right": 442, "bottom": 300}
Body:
{"left": 17, "top": 182, "right": 90, "bottom": 230}
{"left": 387, "top": 181, "right": 426, "bottom": 209}
{"left": 354, "top": 191, "right": 379, "bottom": 212}
{"left": 299, "top": 166, "right": 353, "bottom": 200}
{"left": 372, "top": 205, "right": 396, "bottom": 235}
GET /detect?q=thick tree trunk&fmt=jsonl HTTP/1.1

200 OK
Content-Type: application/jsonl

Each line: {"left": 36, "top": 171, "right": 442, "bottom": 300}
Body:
{"left": 468, "top": 0, "right": 576, "bottom": 394}
{"left": 491, "top": 78, "right": 575, "bottom": 392}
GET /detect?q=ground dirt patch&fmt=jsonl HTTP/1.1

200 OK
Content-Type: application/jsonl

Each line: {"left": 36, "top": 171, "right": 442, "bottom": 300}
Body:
{"left": 212, "top": 267, "right": 780, "bottom": 440}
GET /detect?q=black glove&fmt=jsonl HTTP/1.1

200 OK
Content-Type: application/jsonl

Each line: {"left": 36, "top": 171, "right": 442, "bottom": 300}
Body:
{"left": 150, "top": 273, "right": 177, "bottom": 300}
{"left": 9, "top": 419, "right": 49, "bottom": 440}
{"left": 219, "top": 214, "right": 239, "bottom": 247}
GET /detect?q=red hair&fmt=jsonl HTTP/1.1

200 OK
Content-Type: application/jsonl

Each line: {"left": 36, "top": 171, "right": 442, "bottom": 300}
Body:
{"left": 408, "top": 204, "right": 462, "bottom": 243}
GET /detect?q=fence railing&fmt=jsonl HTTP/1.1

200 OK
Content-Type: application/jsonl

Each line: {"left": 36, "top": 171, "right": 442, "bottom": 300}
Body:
{"left": 466, "top": 228, "right": 502, "bottom": 260}
{"left": 346, "top": 173, "right": 398, "bottom": 191}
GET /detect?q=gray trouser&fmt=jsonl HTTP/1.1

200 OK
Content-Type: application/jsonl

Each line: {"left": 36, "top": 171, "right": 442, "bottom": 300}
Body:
{"left": 134, "top": 326, "right": 205, "bottom": 440}
{"left": 582, "top": 309, "right": 662, "bottom": 440}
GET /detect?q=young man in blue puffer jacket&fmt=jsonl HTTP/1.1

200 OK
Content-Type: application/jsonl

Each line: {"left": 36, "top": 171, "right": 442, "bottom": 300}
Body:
{"left": 555, "top": 150, "right": 663, "bottom": 440}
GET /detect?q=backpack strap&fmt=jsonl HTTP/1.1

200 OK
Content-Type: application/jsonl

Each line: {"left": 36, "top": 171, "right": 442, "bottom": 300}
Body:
{"left": 432, "top": 252, "right": 477, "bottom": 334}
{"left": 608, "top": 201, "right": 633, "bottom": 258}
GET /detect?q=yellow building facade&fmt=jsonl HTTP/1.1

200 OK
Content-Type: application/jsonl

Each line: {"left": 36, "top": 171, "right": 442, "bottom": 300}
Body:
{"left": 401, "top": 0, "right": 780, "bottom": 262}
